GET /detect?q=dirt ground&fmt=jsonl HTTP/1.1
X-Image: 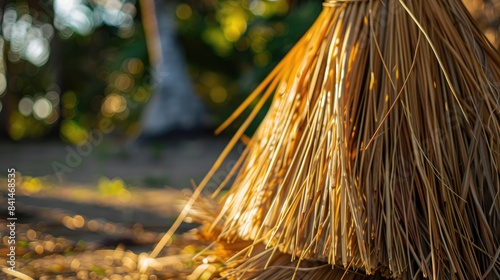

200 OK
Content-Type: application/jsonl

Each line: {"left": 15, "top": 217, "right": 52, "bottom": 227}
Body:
{"left": 0, "top": 136, "right": 240, "bottom": 279}
{"left": 0, "top": 136, "right": 239, "bottom": 188}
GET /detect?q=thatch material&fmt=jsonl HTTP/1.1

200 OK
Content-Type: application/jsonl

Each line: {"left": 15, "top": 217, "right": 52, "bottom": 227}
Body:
{"left": 154, "top": 0, "right": 500, "bottom": 279}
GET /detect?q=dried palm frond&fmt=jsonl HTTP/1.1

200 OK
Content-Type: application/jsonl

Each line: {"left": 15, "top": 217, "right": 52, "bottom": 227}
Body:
{"left": 153, "top": 0, "right": 500, "bottom": 279}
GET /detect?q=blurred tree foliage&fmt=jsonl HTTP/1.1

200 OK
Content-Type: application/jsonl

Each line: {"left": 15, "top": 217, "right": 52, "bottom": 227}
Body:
{"left": 0, "top": 0, "right": 148, "bottom": 142}
{"left": 0, "top": 0, "right": 497, "bottom": 143}
{"left": 177, "top": 0, "right": 321, "bottom": 133}
{"left": 0, "top": 0, "right": 321, "bottom": 142}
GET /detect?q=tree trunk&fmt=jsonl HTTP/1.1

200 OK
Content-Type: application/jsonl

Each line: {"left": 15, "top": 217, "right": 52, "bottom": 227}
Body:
{"left": 138, "top": 0, "right": 210, "bottom": 140}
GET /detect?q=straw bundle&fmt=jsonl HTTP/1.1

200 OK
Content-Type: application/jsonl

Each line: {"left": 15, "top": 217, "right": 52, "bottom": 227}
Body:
{"left": 156, "top": 0, "right": 500, "bottom": 279}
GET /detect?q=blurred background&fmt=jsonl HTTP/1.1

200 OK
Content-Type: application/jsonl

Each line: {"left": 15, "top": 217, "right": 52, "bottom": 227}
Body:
{"left": 0, "top": 0, "right": 498, "bottom": 143}
{"left": 0, "top": 0, "right": 322, "bottom": 143}
{"left": 0, "top": 0, "right": 324, "bottom": 187}
{"left": 0, "top": 0, "right": 499, "bottom": 277}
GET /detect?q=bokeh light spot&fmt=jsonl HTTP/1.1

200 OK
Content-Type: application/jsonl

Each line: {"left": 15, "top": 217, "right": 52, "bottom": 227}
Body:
{"left": 10, "top": 16, "right": 32, "bottom": 53}
{"left": 102, "top": 93, "right": 127, "bottom": 116}
{"left": 250, "top": 1, "right": 266, "bottom": 16}
{"left": 210, "top": 86, "right": 227, "bottom": 103}
{"left": 44, "top": 241, "right": 55, "bottom": 252}
{"left": 87, "top": 220, "right": 99, "bottom": 231}
{"left": 2, "top": 9, "right": 18, "bottom": 42}
{"left": 62, "top": 215, "right": 75, "bottom": 229}
{"left": 19, "top": 96, "right": 34, "bottom": 116}
{"left": 41, "top": 23, "right": 55, "bottom": 39}
{"left": 35, "top": 245, "right": 44, "bottom": 255}
{"left": 33, "top": 97, "right": 53, "bottom": 119}
{"left": 72, "top": 215, "right": 85, "bottom": 228}
{"left": 22, "top": 177, "right": 43, "bottom": 193}
{"left": 133, "top": 87, "right": 149, "bottom": 103}
{"left": 125, "top": 58, "right": 144, "bottom": 75}
{"left": 25, "top": 37, "right": 50, "bottom": 66}
{"left": 46, "top": 91, "right": 60, "bottom": 104}
{"left": 222, "top": 12, "right": 247, "bottom": 42}
{"left": 3, "top": 10, "right": 52, "bottom": 67}
{"left": 27, "top": 229, "right": 37, "bottom": 240}
{"left": 224, "top": 25, "right": 242, "bottom": 42}
{"left": 71, "top": 259, "right": 81, "bottom": 270}
{"left": 54, "top": 0, "right": 95, "bottom": 36}
{"left": 176, "top": 4, "right": 192, "bottom": 20}
{"left": 54, "top": 0, "right": 79, "bottom": 16}
{"left": 115, "top": 74, "right": 133, "bottom": 91}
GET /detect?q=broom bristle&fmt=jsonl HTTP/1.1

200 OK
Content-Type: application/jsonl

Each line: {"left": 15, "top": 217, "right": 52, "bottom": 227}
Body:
{"left": 182, "top": 0, "right": 500, "bottom": 279}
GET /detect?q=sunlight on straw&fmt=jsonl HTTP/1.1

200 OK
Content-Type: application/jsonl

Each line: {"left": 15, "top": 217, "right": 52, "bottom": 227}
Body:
{"left": 183, "top": 1, "right": 500, "bottom": 278}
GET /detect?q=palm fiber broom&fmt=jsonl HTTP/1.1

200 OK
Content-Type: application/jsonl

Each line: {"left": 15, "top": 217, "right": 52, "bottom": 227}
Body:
{"left": 150, "top": 0, "right": 500, "bottom": 278}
